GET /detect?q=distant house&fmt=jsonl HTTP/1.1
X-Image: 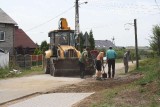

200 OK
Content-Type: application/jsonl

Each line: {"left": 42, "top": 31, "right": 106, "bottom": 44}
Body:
{"left": 0, "top": 8, "right": 37, "bottom": 55}
{"left": 95, "top": 40, "right": 115, "bottom": 50}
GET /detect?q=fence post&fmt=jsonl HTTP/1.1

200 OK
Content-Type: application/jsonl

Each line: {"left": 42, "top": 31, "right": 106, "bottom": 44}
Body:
{"left": 42, "top": 54, "right": 44, "bottom": 69}
{"left": 36, "top": 55, "right": 38, "bottom": 66}
{"left": 31, "top": 55, "right": 32, "bottom": 67}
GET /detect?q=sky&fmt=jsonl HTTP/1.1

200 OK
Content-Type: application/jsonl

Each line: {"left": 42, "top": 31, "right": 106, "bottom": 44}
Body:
{"left": 0, "top": 0, "right": 160, "bottom": 46}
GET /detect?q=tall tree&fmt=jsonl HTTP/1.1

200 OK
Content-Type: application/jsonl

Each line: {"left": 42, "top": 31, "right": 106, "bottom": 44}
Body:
{"left": 150, "top": 25, "right": 160, "bottom": 56}
{"left": 83, "top": 32, "right": 90, "bottom": 48}
{"left": 79, "top": 32, "right": 84, "bottom": 52}
{"left": 89, "top": 30, "right": 95, "bottom": 50}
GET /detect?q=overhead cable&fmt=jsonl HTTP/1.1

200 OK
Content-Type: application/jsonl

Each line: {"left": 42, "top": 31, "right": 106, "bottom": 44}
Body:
{"left": 26, "top": 6, "right": 74, "bottom": 32}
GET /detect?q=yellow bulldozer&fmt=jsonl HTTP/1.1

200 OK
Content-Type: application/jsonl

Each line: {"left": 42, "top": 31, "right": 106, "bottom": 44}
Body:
{"left": 45, "top": 18, "right": 95, "bottom": 76}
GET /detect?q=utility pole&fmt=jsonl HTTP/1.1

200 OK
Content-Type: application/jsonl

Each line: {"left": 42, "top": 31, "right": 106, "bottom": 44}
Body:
{"left": 134, "top": 19, "right": 139, "bottom": 69}
{"left": 112, "top": 36, "right": 115, "bottom": 45}
{"left": 75, "top": 0, "right": 80, "bottom": 50}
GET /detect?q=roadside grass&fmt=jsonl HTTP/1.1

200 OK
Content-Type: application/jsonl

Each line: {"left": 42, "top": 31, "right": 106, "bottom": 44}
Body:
{"left": 17, "top": 67, "right": 44, "bottom": 77}
{"left": 0, "top": 66, "right": 44, "bottom": 79}
{"left": 137, "top": 58, "right": 160, "bottom": 85}
{"left": 91, "top": 57, "right": 160, "bottom": 107}
{"left": 0, "top": 67, "right": 11, "bottom": 78}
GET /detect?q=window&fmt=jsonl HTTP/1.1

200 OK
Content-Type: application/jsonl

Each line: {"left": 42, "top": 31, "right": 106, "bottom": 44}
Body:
{"left": 0, "top": 31, "right": 5, "bottom": 41}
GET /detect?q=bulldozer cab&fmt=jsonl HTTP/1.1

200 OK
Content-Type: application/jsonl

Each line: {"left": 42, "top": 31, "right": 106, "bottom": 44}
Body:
{"left": 49, "top": 30, "right": 75, "bottom": 46}
{"left": 48, "top": 29, "right": 80, "bottom": 58}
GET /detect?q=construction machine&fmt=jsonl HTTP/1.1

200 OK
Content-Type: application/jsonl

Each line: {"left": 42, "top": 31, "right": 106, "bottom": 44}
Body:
{"left": 45, "top": 18, "right": 95, "bottom": 76}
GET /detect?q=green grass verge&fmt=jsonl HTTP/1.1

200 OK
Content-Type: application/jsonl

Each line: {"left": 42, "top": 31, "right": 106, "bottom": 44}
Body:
{"left": 91, "top": 84, "right": 137, "bottom": 107}
{"left": 137, "top": 57, "right": 160, "bottom": 85}
{"left": 0, "top": 67, "right": 44, "bottom": 79}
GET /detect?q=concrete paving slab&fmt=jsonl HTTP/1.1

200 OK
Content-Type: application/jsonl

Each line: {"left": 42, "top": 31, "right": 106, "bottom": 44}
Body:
{"left": 9, "top": 93, "right": 94, "bottom": 107}
{"left": 0, "top": 89, "right": 36, "bottom": 104}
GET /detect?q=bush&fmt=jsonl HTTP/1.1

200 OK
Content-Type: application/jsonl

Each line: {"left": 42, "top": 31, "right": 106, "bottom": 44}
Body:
{"left": 116, "top": 50, "right": 125, "bottom": 59}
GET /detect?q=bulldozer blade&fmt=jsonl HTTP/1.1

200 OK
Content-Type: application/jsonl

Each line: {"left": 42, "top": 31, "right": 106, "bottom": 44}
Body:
{"left": 48, "top": 58, "right": 95, "bottom": 77}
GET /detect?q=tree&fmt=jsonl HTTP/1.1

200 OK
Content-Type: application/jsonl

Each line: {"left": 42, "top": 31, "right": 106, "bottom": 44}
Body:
{"left": 79, "top": 32, "right": 84, "bottom": 52}
{"left": 40, "top": 41, "right": 49, "bottom": 53}
{"left": 150, "top": 25, "right": 160, "bottom": 56}
{"left": 89, "top": 30, "right": 95, "bottom": 50}
{"left": 34, "top": 48, "right": 42, "bottom": 55}
{"left": 34, "top": 41, "right": 49, "bottom": 55}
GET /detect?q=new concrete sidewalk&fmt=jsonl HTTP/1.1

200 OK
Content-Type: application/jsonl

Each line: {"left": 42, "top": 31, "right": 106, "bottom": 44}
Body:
{"left": 8, "top": 93, "right": 94, "bottom": 107}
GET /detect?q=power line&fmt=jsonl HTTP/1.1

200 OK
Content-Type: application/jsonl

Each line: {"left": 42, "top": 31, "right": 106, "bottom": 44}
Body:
{"left": 26, "top": 6, "right": 74, "bottom": 32}
{"left": 84, "top": 2, "right": 160, "bottom": 15}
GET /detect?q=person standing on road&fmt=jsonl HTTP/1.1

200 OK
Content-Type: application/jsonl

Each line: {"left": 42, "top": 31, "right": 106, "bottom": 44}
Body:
{"left": 79, "top": 48, "right": 89, "bottom": 79}
{"left": 123, "top": 50, "right": 130, "bottom": 73}
{"left": 106, "top": 46, "right": 117, "bottom": 78}
{"left": 96, "top": 52, "right": 104, "bottom": 80}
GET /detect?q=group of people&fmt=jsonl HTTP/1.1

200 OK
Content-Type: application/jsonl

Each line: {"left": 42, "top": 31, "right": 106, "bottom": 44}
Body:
{"left": 79, "top": 46, "right": 131, "bottom": 79}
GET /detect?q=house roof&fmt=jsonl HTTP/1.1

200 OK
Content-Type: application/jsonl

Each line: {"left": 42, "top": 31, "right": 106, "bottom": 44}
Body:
{"left": 14, "top": 28, "right": 37, "bottom": 48}
{"left": 0, "top": 8, "right": 17, "bottom": 25}
{"left": 95, "top": 40, "right": 115, "bottom": 49}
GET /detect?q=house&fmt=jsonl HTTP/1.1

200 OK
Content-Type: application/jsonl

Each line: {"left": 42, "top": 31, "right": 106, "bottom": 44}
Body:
{"left": 14, "top": 27, "right": 37, "bottom": 54}
{"left": 0, "top": 8, "right": 17, "bottom": 54}
{"left": 95, "top": 40, "right": 115, "bottom": 50}
{"left": 0, "top": 8, "right": 37, "bottom": 55}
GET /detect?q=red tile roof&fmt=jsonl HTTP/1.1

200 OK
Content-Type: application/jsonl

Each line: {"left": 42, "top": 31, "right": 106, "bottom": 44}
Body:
{"left": 14, "top": 28, "right": 37, "bottom": 48}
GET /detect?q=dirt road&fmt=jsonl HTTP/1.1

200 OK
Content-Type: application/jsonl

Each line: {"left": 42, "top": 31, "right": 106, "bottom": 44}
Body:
{"left": 100, "top": 61, "right": 135, "bottom": 76}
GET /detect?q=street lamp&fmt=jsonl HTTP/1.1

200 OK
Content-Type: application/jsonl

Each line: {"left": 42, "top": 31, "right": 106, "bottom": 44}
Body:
{"left": 75, "top": 0, "right": 88, "bottom": 50}
{"left": 124, "top": 19, "right": 139, "bottom": 69}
